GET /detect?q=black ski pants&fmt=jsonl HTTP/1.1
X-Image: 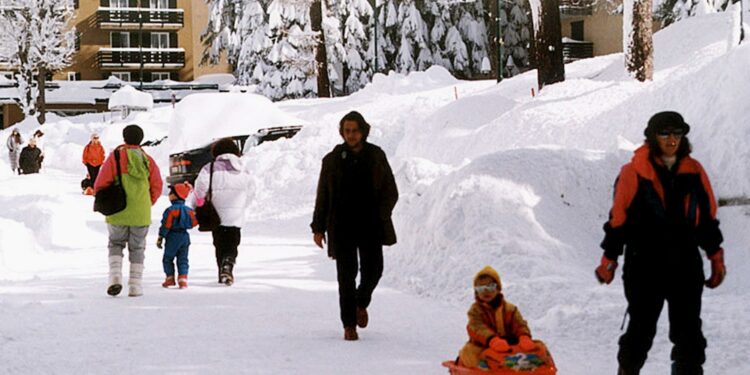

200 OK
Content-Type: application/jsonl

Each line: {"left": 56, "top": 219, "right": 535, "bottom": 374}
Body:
{"left": 212, "top": 226, "right": 241, "bottom": 267}
{"left": 334, "top": 239, "right": 383, "bottom": 328}
{"left": 618, "top": 256, "right": 707, "bottom": 373}
{"left": 86, "top": 163, "right": 101, "bottom": 185}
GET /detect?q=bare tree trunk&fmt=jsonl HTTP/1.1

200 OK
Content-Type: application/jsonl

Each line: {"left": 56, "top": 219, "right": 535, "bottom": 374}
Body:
{"left": 310, "top": 0, "right": 331, "bottom": 97}
{"left": 37, "top": 67, "right": 47, "bottom": 125}
{"left": 533, "top": 0, "right": 565, "bottom": 90}
{"left": 625, "top": 0, "right": 653, "bottom": 81}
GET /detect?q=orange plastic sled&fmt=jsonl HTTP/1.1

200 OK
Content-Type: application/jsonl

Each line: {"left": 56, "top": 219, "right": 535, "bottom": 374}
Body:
{"left": 442, "top": 340, "right": 557, "bottom": 375}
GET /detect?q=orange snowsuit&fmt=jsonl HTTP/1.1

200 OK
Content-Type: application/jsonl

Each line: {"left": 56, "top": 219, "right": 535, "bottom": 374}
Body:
{"left": 459, "top": 266, "right": 532, "bottom": 368}
{"left": 82, "top": 142, "right": 105, "bottom": 167}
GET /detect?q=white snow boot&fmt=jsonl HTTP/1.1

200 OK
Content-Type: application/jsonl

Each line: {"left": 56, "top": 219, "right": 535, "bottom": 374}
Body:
{"left": 107, "top": 255, "right": 123, "bottom": 296}
{"left": 128, "top": 263, "right": 144, "bottom": 297}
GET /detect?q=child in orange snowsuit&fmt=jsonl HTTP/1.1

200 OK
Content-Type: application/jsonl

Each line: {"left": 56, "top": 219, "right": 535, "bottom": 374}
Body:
{"left": 459, "top": 266, "right": 537, "bottom": 369}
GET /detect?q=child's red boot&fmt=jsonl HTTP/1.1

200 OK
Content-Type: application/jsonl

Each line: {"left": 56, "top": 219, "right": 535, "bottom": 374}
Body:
{"left": 162, "top": 275, "right": 176, "bottom": 288}
{"left": 178, "top": 275, "right": 188, "bottom": 289}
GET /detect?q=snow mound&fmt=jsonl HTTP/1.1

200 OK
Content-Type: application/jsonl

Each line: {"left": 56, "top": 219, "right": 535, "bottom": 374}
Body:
{"left": 108, "top": 85, "right": 154, "bottom": 111}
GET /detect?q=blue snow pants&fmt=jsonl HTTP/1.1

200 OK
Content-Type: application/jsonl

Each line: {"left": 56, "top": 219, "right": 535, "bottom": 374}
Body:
{"left": 162, "top": 231, "right": 190, "bottom": 276}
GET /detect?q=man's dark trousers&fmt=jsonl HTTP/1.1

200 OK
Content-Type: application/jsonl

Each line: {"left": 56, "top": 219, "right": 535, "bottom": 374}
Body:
{"left": 335, "top": 238, "right": 384, "bottom": 328}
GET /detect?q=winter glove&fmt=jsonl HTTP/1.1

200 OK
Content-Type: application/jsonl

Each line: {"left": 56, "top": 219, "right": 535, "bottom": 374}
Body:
{"left": 595, "top": 255, "right": 618, "bottom": 284}
{"left": 705, "top": 248, "right": 726, "bottom": 289}
{"left": 518, "top": 335, "right": 537, "bottom": 351}
{"left": 489, "top": 337, "right": 511, "bottom": 352}
{"left": 156, "top": 236, "right": 163, "bottom": 249}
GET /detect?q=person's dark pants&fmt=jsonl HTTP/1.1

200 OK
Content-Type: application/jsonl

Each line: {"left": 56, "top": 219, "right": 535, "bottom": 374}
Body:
{"left": 618, "top": 258, "right": 706, "bottom": 374}
{"left": 162, "top": 231, "right": 190, "bottom": 276}
{"left": 86, "top": 164, "right": 101, "bottom": 184}
{"left": 335, "top": 240, "right": 383, "bottom": 328}
{"left": 212, "top": 226, "right": 241, "bottom": 268}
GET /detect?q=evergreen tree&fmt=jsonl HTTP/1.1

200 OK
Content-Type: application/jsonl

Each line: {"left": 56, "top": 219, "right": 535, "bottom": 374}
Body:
{"left": 456, "top": 1, "right": 490, "bottom": 78}
{"left": 340, "top": 0, "right": 374, "bottom": 93}
{"left": 236, "top": 0, "right": 272, "bottom": 85}
{"left": 501, "top": 0, "right": 531, "bottom": 76}
{"left": 371, "top": 0, "right": 400, "bottom": 74}
{"left": 396, "top": 0, "right": 431, "bottom": 73}
{"left": 260, "top": 0, "right": 318, "bottom": 100}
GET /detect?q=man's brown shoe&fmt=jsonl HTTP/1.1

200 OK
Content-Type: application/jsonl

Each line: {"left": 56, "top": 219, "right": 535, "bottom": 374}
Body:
{"left": 344, "top": 326, "right": 359, "bottom": 341}
{"left": 356, "top": 307, "right": 369, "bottom": 328}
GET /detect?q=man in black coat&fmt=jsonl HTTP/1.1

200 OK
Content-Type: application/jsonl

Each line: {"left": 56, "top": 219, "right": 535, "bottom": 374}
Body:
{"left": 311, "top": 111, "right": 398, "bottom": 341}
{"left": 18, "top": 139, "right": 43, "bottom": 174}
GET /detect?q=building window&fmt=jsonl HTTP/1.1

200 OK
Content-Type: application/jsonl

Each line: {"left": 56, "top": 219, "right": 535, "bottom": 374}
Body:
{"left": 67, "top": 72, "right": 80, "bottom": 81}
{"left": 151, "top": 32, "right": 169, "bottom": 49}
{"left": 571, "top": 21, "right": 584, "bottom": 41}
{"left": 152, "top": 72, "right": 170, "bottom": 81}
{"left": 111, "top": 32, "right": 131, "bottom": 48}
{"left": 110, "top": 0, "right": 129, "bottom": 8}
{"left": 112, "top": 72, "right": 131, "bottom": 81}
{"left": 150, "top": 0, "right": 169, "bottom": 8}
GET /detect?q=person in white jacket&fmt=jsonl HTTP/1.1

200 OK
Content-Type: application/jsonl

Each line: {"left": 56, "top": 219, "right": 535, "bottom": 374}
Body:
{"left": 194, "top": 138, "right": 253, "bottom": 285}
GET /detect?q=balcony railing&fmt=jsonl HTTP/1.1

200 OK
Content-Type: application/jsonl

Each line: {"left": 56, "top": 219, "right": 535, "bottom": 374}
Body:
{"left": 97, "top": 48, "right": 185, "bottom": 69}
{"left": 97, "top": 7, "right": 184, "bottom": 29}
{"left": 559, "top": 0, "right": 595, "bottom": 16}
{"left": 562, "top": 39, "right": 594, "bottom": 62}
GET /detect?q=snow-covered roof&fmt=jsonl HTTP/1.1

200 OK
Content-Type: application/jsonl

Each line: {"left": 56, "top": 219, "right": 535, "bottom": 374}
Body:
{"left": 168, "top": 92, "right": 306, "bottom": 153}
{"left": 108, "top": 85, "right": 154, "bottom": 111}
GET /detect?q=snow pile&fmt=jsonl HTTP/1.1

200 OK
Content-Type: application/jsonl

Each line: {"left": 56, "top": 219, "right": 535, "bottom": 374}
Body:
{"left": 108, "top": 85, "right": 154, "bottom": 111}
{"left": 168, "top": 93, "right": 306, "bottom": 153}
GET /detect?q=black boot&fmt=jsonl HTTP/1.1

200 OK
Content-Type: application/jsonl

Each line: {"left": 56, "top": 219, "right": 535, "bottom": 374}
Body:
{"left": 671, "top": 362, "right": 703, "bottom": 375}
{"left": 220, "top": 258, "right": 234, "bottom": 286}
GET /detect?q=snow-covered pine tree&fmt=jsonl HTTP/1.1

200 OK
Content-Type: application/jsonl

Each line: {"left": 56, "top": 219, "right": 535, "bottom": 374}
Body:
{"left": 655, "top": 0, "right": 729, "bottom": 27}
{"left": 321, "top": 0, "right": 345, "bottom": 93}
{"left": 371, "top": 0, "right": 400, "bottom": 74}
{"left": 235, "top": 0, "right": 272, "bottom": 85}
{"left": 500, "top": 0, "right": 531, "bottom": 76}
{"left": 260, "top": 0, "right": 318, "bottom": 100}
{"left": 202, "top": 0, "right": 243, "bottom": 68}
{"left": 340, "top": 0, "right": 374, "bottom": 93}
{"left": 0, "top": 0, "right": 76, "bottom": 124}
{"left": 396, "top": 0, "right": 431, "bottom": 73}
{"left": 455, "top": 1, "right": 490, "bottom": 78}
{"left": 424, "top": 1, "right": 455, "bottom": 71}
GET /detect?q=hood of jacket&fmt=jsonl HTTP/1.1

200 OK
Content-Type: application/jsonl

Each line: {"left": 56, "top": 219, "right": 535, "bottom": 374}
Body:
{"left": 474, "top": 266, "right": 502, "bottom": 290}
{"left": 214, "top": 153, "right": 243, "bottom": 172}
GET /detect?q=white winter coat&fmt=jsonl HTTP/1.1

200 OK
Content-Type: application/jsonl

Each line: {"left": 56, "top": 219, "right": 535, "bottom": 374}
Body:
{"left": 193, "top": 154, "right": 253, "bottom": 228}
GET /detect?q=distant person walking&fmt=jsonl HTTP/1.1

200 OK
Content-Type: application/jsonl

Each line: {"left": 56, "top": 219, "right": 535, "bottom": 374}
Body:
{"left": 82, "top": 133, "right": 105, "bottom": 184}
{"left": 31, "top": 129, "right": 45, "bottom": 169}
{"left": 194, "top": 138, "right": 253, "bottom": 286}
{"left": 6, "top": 128, "right": 23, "bottom": 174}
{"left": 596, "top": 111, "right": 726, "bottom": 375}
{"left": 311, "top": 111, "right": 399, "bottom": 341}
{"left": 157, "top": 182, "right": 198, "bottom": 289}
{"left": 18, "top": 138, "right": 43, "bottom": 175}
{"left": 95, "top": 125, "right": 162, "bottom": 297}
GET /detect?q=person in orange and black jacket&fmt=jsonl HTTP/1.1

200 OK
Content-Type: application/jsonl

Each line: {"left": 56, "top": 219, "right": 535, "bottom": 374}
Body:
{"left": 82, "top": 133, "right": 106, "bottom": 184}
{"left": 458, "top": 266, "right": 536, "bottom": 370}
{"left": 595, "top": 111, "right": 726, "bottom": 375}
{"left": 311, "top": 111, "right": 398, "bottom": 341}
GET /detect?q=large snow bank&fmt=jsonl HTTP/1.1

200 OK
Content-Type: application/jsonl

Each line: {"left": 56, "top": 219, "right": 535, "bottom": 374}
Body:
{"left": 168, "top": 93, "right": 306, "bottom": 153}
{"left": 108, "top": 85, "right": 154, "bottom": 111}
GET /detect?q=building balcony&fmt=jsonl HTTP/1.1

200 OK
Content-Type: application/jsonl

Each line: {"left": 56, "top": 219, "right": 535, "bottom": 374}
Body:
{"left": 559, "top": 0, "right": 595, "bottom": 17}
{"left": 97, "top": 7, "right": 184, "bottom": 30}
{"left": 97, "top": 48, "right": 185, "bottom": 69}
{"left": 562, "top": 38, "right": 594, "bottom": 62}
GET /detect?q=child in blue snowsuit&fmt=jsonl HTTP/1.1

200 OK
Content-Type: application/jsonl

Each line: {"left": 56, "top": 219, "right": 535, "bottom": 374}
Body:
{"left": 156, "top": 182, "right": 198, "bottom": 288}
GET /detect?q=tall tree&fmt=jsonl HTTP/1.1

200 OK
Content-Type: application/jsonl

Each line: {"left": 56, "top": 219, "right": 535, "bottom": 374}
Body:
{"left": 260, "top": 0, "right": 318, "bottom": 100}
{"left": 396, "top": 0, "right": 431, "bottom": 73}
{"left": 529, "top": 0, "right": 564, "bottom": 89}
{"left": 623, "top": 0, "right": 653, "bottom": 81}
{"left": 0, "top": 0, "right": 76, "bottom": 125}
{"left": 340, "top": 0, "right": 374, "bottom": 93}
{"left": 310, "top": 0, "right": 331, "bottom": 96}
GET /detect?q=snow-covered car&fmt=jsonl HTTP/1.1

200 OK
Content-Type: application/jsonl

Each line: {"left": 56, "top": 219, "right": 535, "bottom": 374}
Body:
{"left": 167, "top": 125, "right": 302, "bottom": 186}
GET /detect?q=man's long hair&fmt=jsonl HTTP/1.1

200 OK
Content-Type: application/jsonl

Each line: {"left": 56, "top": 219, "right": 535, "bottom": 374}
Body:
{"left": 338, "top": 111, "right": 371, "bottom": 142}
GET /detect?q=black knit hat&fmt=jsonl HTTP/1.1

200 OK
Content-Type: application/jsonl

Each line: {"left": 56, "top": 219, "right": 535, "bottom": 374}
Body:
{"left": 123, "top": 124, "right": 144, "bottom": 145}
{"left": 644, "top": 111, "right": 690, "bottom": 138}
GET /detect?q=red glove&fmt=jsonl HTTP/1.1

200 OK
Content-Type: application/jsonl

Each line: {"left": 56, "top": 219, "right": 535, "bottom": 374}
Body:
{"left": 518, "top": 335, "right": 537, "bottom": 351}
{"left": 705, "top": 248, "right": 726, "bottom": 289}
{"left": 489, "top": 337, "right": 511, "bottom": 352}
{"left": 595, "top": 255, "right": 618, "bottom": 284}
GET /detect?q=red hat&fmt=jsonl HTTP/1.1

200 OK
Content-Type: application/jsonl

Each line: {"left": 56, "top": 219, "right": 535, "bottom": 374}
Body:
{"left": 170, "top": 182, "right": 192, "bottom": 200}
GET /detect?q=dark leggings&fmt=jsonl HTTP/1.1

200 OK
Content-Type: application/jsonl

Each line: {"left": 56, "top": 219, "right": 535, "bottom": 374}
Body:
{"left": 212, "top": 226, "right": 241, "bottom": 267}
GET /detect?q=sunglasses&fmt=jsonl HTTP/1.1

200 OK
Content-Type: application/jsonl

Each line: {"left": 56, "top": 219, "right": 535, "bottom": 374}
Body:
{"left": 656, "top": 129, "right": 685, "bottom": 139}
{"left": 474, "top": 283, "right": 498, "bottom": 293}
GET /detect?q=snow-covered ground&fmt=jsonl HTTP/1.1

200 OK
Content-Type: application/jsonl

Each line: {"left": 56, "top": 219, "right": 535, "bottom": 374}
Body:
{"left": 1, "top": 12, "right": 749, "bottom": 375}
